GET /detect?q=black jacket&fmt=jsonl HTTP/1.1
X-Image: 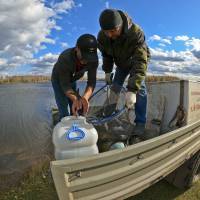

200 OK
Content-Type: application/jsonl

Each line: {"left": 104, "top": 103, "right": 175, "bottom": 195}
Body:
{"left": 51, "top": 48, "right": 98, "bottom": 93}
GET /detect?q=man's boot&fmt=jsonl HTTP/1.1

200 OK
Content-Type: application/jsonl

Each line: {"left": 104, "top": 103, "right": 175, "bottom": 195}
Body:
{"left": 128, "top": 123, "right": 145, "bottom": 145}
{"left": 133, "top": 123, "right": 145, "bottom": 136}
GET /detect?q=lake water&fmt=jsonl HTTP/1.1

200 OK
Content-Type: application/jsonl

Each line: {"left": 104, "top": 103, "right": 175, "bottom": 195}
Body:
{"left": 0, "top": 81, "right": 105, "bottom": 189}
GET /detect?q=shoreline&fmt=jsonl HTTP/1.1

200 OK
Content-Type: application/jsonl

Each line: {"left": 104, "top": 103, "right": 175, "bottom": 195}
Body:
{"left": 0, "top": 75, "right": 179, "bottom": 85}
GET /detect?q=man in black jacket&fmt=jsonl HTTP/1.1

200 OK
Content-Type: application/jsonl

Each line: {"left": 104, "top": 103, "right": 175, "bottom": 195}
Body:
{"left": 98, "top": 9, "right": 150, "bottom": 136}
{"left": 51, "top": 34, "right": 98, "bottom": 119}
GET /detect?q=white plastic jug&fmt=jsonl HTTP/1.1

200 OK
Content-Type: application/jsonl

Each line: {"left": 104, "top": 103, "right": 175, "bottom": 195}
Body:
{"left": 53, "top": 116, "right": 99, "bottom": 160}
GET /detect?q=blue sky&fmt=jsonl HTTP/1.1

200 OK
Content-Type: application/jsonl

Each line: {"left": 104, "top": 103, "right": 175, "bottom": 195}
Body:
{"left": 0, "top": 0, "right": 200, "bottom": 79}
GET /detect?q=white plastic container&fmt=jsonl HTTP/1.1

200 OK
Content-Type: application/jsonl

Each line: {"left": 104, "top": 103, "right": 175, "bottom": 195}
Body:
{"left": 53, "top": 116, "right": 99, "bottom": 160}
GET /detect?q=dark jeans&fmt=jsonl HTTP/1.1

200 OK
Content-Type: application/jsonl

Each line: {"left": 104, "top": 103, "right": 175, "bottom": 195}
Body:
{"left": 51, "top": 79, "right": 76, "bottom": 120}
{"left": 112, "top": 67, "right": 147, "bottom": 124}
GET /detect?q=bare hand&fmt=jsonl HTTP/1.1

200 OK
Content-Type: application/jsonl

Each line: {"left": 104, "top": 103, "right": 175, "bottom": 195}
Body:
{"left": 81, "top": 97, "right": 89, "bottom": 115}
{"left": 72, "top": 99, "right": 82, "bottom": 116}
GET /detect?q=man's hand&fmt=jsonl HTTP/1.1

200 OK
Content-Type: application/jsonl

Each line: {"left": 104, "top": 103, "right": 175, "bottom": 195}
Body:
{"left": 67, "top": 87, "right": 91, "bottom": 116}
{"left": 81, "top": 97, "right": 89, "bottom": 115}
{"left": 72, "top": 98, "right": 82, "bottom": 116}
{"left": 125, "top": 92, "right": 136, "bottom": 109}
{"left": 105, "top": 73, "right": 112, "bottom": 85}
{"left": 72, "top": 97, "right": 89, "bottom": 116}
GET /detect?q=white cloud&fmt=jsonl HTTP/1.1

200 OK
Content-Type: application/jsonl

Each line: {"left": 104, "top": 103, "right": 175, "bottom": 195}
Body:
{"left": 77, "top": 3, "right": 82, "bottom": 8}
{"left": 192, "top": 50, "right": 200, "bottom": 59}
{"left": 43, "top": 38, "right": 56, "bottom": 44}
{"left": 105, "top": 1, "right": 110, "bottom": 8}
{"left": 185, "top": 37, "right": 200, "bottom": 51}
{"left": 150, "top": 48, "right": 186, "bottom": 62}
{"left": 158, "top": 43, "right": 166, "bottom": 47}
{"left": 54, "top": 25, "right": 62, "bottom": 31}
{"left": 182, "top": 37, "right": 200, "bottom": 59}
{"left": 149, "top": 35, "right": 161, "bottom": 41}
{"left": 149, "top": 35, "right": 171, "bottom": 45}
{"left": 175, "top": 35, "right": 189, "bottom": 41}
{"left": 148, "top": 47, "right": 200, "bottom": 78}
{"left": 162, "top": 39, "right": 171, "bottom": 44}
{"left": 0, "top": 0, "right": 76, "bottom": 74}
{"left": 0, "top": 58, "right": 7, "bottom": 66}
{"left": 29, "top": 53, "right": 59, "bottom": 75}
{"left": 61, "top": 42, "right": 69, "bottom": 48}
{"left": 51, "top": 0, "right": 75, "bottom": 14}
{"left": 147, "top": 35, "right": 200, "bottom": 78}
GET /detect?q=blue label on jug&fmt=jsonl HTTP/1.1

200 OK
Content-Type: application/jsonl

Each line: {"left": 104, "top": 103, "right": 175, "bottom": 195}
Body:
{"left": 66, "top": 123, "right": 85, "bottom": 141}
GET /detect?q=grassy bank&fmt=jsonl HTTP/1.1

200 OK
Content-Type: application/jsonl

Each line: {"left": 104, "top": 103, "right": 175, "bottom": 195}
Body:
{"left": 0, "top": 165, "right": 200, "bottom": 200}
{"left": 131, "top": 180, "right": 200, "bottom": 200}
{"left": 0, "top": 165, "right": 58, "bottom": 200}
{"left": 0, "top": 75, "right": 179, "bottom": 85}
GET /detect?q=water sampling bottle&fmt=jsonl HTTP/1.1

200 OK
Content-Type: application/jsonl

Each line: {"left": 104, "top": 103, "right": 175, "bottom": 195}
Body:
{"left": 52, "top": 116, "right": 99, "bottom": 160}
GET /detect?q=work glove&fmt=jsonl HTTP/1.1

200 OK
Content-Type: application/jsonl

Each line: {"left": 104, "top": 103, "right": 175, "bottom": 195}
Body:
{"left": 125, "top": 92, "right": 136, "bottom": 109}
{"left": 105, "top": 73, "right": 112, "bottom": 85}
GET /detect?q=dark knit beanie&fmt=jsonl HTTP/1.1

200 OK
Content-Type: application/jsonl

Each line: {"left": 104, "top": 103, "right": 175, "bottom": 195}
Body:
{"left": 99, "top": 9, "right": 123, "bottom": 30}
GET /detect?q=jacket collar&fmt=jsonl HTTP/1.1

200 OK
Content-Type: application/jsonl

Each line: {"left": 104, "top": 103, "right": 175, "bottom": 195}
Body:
{"left": 118, "top": 10, "right": 133, "bottom": 37}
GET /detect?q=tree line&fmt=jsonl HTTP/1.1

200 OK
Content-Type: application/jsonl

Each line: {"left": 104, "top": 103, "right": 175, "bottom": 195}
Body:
{"left": 0, "top": 75, "right": 179, "bottom": 84}
{"left": 0, "top": 75, "right": 51, "bottom": 84}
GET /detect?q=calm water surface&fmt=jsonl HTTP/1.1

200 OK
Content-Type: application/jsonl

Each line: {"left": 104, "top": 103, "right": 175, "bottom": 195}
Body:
{"left": 0, "top": 81, "right": 104, "bottom": 189}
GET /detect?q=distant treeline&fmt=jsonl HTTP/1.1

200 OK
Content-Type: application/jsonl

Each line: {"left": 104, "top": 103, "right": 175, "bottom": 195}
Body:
{"left": 0, "top": 75, "right": 179, "bottom": 84}
{"left": 0, "top": 75, "right": 51, "bottom": 84}
{"left": 145, "top": 75, "right": 179, "bottom": 82}
{"left": 97, "top": 75, "right": 179, "bottom": 82}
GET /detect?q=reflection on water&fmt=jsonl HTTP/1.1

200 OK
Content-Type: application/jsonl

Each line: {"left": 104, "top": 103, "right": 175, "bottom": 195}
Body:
{"left": 0, "top": 81, "right": 104, "bottom": 189}
{"left": 0, "top": 83, "right": 55, "bottom": 189}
